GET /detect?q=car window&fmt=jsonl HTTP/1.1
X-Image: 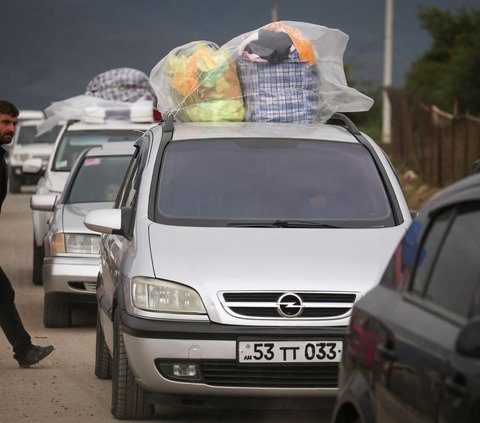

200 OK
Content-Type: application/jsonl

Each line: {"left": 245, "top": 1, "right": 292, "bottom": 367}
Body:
{"left": 66, "top": 156, "right": 131, "bottom": 204}
{"left": 116, "top": 153, "right": 141, "bottom": 208}
{"left": 408, "top": 202, "right": 480, "bottom": 319}
{"left": 423, "top": 202, "right": 480, "bottom": 318}
{"left": 52, "top": 130, "right": 141, "bottom": 172}
{"left": 15, "top": 125, "right": 62, "bottom": 145}
{"left": 410, "top": 208, "right": 454, "bottom": 296}
{"left": 155, "top": 138, "right": 394, "bottom": 227}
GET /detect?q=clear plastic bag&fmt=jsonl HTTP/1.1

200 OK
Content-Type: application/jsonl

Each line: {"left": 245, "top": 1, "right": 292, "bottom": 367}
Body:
{"left": 150, "top": 41, "right": 245, "bottom": 122}
{"left": 150, "top": 21, "right": 373, "bottom": 123}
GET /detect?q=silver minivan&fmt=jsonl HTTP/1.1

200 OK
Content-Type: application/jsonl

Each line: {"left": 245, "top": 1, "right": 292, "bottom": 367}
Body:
{"left": 85, "top": 114, "right": 412, "bottom": 419}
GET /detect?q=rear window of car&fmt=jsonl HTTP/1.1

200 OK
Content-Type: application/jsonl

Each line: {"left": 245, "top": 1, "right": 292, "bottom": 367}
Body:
{"left": 15, "top": 125, "right": 62, "bottom": 145}
{"left": 52, "top": 130, "right": 141, "bottom": 171}
{"left": 155, "top": 138, "right": 395, "bottom": 227}
{"left": 66, "top": 155, "right": 131, "bottom": 204}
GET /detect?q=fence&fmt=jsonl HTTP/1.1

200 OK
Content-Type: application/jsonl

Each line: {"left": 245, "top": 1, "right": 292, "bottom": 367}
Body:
{"left": 387, "top": 88, "right": 480, "bottom": 187}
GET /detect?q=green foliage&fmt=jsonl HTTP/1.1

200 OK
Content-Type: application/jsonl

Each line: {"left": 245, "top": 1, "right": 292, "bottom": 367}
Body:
{"left": 406, "top": 6, "right": 480, "bottom": 115}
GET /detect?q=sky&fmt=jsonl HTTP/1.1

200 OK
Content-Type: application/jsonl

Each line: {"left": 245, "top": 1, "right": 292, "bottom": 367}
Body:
{"left": 1, "top": 0, "right": 478, "bottom": 111}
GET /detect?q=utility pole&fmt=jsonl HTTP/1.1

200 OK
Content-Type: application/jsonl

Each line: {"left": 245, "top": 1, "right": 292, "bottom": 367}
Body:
{"left": 271, "top": 1, "right": 279, "bottom": 22}
{"left": 382, "top": 0, "right": 393, "bottom": 144}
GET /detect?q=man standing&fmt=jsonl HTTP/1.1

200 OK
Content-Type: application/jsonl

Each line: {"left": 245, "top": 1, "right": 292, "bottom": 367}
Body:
{"left": 0, "top": 100, "right": 54, "bottom": 367}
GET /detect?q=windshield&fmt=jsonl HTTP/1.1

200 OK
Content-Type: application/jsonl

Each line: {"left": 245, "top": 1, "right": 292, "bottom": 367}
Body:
{"left": 66, "top": 155, "right": 131, "bottom": 203}
{"left": 156, "top": 138, "right": 394, "bottom": 227}
{"left": 52, "top": 130, "right": 141, "bottom": 171}
{"left": 16, "top": 125, "right": 62, "bottom": 145}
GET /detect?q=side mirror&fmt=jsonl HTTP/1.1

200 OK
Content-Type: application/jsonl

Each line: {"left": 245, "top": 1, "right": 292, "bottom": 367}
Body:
{"left": 456, "top": 317, "right": 480, "bottom": 359}
{"left": 30, "top": 194, "right": 57, "bottom": 211}
{"left": 410, "top": 210, "right": 419, "bottom": 220}
{"left": 22, "top": 158, "right": 43, "bottom": 174}
{"left": 84, "top": 209, "right": 122, "bottom": 235}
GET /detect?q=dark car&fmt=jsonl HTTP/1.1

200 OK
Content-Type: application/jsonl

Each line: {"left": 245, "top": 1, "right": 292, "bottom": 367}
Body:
{"left": 332, "top": 173, "right": 480, "bottom": 423}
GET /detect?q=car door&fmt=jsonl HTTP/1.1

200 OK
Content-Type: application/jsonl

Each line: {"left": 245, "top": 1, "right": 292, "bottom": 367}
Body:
{"left": 433, "top": 202, "right": 480, "bottom": 423}
{"left": 99, "top": 144, "right": 143, "bottom": 318}
{"left": 372, "top": 203, "right": 479, "bottom": 423}
{"left": 440, "top": 334, "right": 480, "bottom": 423}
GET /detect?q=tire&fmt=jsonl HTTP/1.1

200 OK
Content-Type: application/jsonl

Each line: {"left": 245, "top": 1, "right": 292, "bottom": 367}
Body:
{"left": 112, "top": 309, "right": 154, "bottom": 420}
{"left": 95, "top": 310, "right": 112, "bottom": 380}
{"left": 9, "top": 173, "right": 21, "bottom": 193}
{"left": 43, "top": 295, "right": 72, "bottom": 328}
{"left": 32, "top": 240, "right": 44, "bottom": 285}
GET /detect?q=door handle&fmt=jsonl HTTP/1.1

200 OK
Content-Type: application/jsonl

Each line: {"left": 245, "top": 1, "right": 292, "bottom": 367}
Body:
{"left": 444, "top": 377, "right": 468, "bottom": 398}
{"left": 377, "top": 345, "right": 397, "bottom": 361}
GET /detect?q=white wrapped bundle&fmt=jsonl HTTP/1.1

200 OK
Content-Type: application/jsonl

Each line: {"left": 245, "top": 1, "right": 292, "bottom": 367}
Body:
{"left": 37, "top": 68, "right": 157, "bottom": 134}
{"left": 223, "top": 21, "right": 374, "bottom": 123}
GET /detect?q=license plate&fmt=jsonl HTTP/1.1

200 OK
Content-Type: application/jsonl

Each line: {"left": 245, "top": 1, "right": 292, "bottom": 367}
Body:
{"left": 238, "top": 340, "right": 343, "bottom": 363}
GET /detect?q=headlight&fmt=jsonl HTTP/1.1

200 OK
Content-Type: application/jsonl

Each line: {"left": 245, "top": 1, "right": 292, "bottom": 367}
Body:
{"left": 13, "top": 153, "right": 30, "bottom": 162}
{"left": 132, "top": 277, "right": 206, "bottom": 314}
{"left": 50, "top": 233, "right": 100, "bottom": 255}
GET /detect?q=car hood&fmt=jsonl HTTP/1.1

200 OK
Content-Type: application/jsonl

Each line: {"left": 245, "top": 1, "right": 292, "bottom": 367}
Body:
{"left": 62, "top": 203, "right": 113, "bottom": 233}
{"left": 13, "top": 144, "right": 54, "bottom": 155}
{"left": 149, "top": 224, "right": 406, "bottom": 295}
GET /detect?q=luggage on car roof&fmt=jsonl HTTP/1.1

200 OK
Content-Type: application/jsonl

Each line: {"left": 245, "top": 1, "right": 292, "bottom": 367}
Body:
{"left": 85, "top": 67, "right": 155, "bottom": 103}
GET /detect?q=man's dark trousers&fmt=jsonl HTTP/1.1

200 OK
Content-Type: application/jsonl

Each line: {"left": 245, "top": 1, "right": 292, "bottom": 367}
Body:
{"left": 0, "top": 265, "right": 31, "bottom": 359}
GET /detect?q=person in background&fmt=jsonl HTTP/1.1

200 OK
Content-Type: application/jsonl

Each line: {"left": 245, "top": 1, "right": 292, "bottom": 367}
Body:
{"left": 0, "top": 100, "right": 54, "bottom": 367}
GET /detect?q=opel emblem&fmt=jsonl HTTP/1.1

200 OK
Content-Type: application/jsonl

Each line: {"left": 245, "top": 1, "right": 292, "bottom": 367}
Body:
{"left": 276, "top": 293, "right": 304, "bottom": 318}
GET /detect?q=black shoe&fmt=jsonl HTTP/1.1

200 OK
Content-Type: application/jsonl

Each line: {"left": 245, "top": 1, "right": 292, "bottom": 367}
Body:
{"left": 17, "top": 345, "right": 54, "bottom": 368}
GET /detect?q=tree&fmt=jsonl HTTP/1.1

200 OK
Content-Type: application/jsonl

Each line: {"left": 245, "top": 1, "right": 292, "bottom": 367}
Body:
{"left": 406, "top": 6, "right": 480, "bottom": 115}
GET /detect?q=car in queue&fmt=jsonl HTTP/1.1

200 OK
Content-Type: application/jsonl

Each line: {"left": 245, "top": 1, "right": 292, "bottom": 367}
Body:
{"left": 331, "top": 173, "right": 480, "bottom": 423}
{"left": 26, "top": 119, "right": 154, "bottom": 285}
{"left": 84, "top": 113, "right": 413, "bottom": 419}
{"left": 30, "top": 142, "right": 135, "bottom": 327}
{"left": 2, "top": 109, "right": 45, "bottom": 158}
{"left": 7, "top": 119, "right": 62, "bottom": 193}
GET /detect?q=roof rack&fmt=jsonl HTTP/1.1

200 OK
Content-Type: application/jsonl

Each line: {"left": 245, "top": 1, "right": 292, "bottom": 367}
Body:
{"left": 329, "top": 113, "right": 361, "bottom": 135}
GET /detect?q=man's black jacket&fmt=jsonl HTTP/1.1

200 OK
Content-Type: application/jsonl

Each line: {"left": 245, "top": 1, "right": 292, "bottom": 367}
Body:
{"left": 0, "top": 146, "right": 8, "bottom": 212}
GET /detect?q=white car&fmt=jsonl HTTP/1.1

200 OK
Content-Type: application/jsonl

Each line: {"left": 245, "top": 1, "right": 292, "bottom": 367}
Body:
{"left": 26, "top": 120, "right": 154, "bottom": 285}
{"left": 7, "top": 119, "right": 62, "bottom": 193}
{"left": 85, "top": 113, "right": 413, "bottom": 419}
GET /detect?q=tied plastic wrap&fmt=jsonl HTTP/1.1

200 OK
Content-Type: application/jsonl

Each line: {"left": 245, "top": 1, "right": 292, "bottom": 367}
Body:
{"left": 37, "top": 67, "right": 156, "bottom": 135}
{"left": 85, "top": 67, "right": 155, "bottom": 102}
{"left": 37, "top": 96, "right": 155, "bottom": 135}
{"left": 150, "top": 41, "right": 245, "bottom": 122}
{"left": 222, "top": 21, "right": 374, "bottom": 123}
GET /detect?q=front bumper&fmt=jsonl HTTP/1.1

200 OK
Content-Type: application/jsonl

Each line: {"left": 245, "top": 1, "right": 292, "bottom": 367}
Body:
{"left": 43, "top": 256, "right": 99, "bottom": 301}
{"left": 10, "top": 165, "right": 44, "bottom": 184}
{"left": 119, "top": 308, "right": 347, "bottom": 398}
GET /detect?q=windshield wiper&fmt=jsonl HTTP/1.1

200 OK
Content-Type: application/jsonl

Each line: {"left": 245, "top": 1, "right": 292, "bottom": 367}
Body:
{"left": 272, "top": 220, "right": 339, "bottom": 228}
{"left": 227, "top": 222, "right": 281, "bottom": 228}
{"left": 227, "top": 220, "right": 340, "bottom": 228}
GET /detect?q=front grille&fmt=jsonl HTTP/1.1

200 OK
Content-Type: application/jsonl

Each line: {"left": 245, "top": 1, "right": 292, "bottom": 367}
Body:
{"left": 68, "top": 281, "right": 96, "bottom": 292}
{"left": 220, "top": 291, "right": 359, "bottom": 320}
{"left": 200, "top": 360, "right": 338, "bottom": 388}
{"left": 223, "top": 293, "right": 356, "bottom": 303}
{"left": 229, "top": 307, "right": 350, "bottom": 318}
